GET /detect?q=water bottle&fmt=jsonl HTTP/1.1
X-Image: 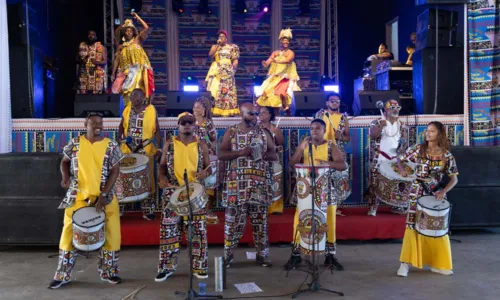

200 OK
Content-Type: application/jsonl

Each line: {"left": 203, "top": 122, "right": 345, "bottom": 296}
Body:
{"left": 198, "top": 282, "right": 206, "bottom": 295}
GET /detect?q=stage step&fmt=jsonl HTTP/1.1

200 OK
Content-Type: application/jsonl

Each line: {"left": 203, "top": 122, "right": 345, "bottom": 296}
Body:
{"left": 120, "top": 207, "right": 406, "bottom": 246}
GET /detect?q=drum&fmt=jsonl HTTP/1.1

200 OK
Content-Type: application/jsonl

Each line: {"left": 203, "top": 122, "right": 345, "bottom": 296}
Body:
{"left": 167, "top": 183, "right": 208, "bottom": 216}
{"left": 331, "top": 165, "right": 351, "bottom": 203}
{"left": 415, "top": 195, "right": 451, "bottom": 237}
{"left": 270, "top": 161, "right": 283, "bottom": 202}
{"left": 204, "top": 155, "right": 219, "bottom": 190}
{"left": 295, "top": 164, "right": 331, "bottom": 256}
{"left": 72, "top": 206, "right": 106, "bottom": 252}
{"left": 250, "top": 137, "right": 263, "bottom": 162}
{"left": 375, "top": 160, "right": 416, "bottom": 207}
{"left": 116, "top": 154, "right": 151, "bottom": 203}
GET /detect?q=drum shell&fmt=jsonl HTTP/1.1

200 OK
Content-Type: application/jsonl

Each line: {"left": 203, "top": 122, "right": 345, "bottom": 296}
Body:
{"left": 72, "top": 207, "right": 106, "bottom": 252}
{"left": 167, "top": 183, "right": 208, "bottom": 216}
{"left": 116, "top": 154, "right": 151, "bottom": 203}
{"left": 270, "top": 162, "right": 283, "bottom": 202}
{"left": 415, "top": 196, "right": 451, "bottom": 238}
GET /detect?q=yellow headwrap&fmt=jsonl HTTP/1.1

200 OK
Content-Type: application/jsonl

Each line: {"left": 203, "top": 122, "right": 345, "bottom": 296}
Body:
{"left": 279, "top": 28, "right": 293, "bottom": 40}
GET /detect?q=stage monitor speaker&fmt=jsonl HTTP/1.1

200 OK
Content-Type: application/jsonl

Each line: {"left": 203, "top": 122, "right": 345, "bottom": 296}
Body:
{"left": 294, "top": 92, "right": 330, "bottom": 117}
{"left": 412, "top": 48, "right": 464, "bottom": 114}
{"left": 164, "top": 91, "right": 211, "bottom": 117}
{"left": 416, "top": 9, "right": 458, "bottom": 50}
{"left": 352, "top": 90, "right": 400, "bottom": 116}
{"left": 74, "top": 94, "right": 123, "bottom": 117}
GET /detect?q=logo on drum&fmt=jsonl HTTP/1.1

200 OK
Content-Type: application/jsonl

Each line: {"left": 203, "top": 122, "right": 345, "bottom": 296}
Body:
{"left": 132, "top": 179, "right": 143, "bottom": 189}
{"left": 296, "top": 178, "right": 311, "bottom": 199}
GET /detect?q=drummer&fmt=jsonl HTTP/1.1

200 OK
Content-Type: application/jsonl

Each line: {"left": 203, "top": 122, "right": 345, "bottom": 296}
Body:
{"left": 396, "top": 121, "right": 459, "bottom": 277}
{"left": 193, "top": 96, "right": 218, "bottom": 224}
{"left": 118, "top": 88, "right": 161, "bottom": 220}
{"left": 48, "top": 112, "right": 123, "bottom": 289}
{"left": 285, "top": 119, "right": 347, "bottom": 271}
{"left": 366, "top": 99, "right": 409, "bottom": 216}
{"left": 218, "top": 102, "right": 276, "bottom": 268}
{"left": 156, "top": 112, "right": 212, "bottom": 282}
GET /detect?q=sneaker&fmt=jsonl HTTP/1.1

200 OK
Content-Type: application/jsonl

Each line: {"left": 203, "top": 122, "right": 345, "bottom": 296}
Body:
{"left": 143, "top": 213, "right": 156, "bottom": 221}
{"left": 391, "top": 207, "right": 407, "bottom": 215}
{"left": 102, "top": 276, "right": 122, "bottom": 284}
{"left": 256, "top": 255, "right": 272, "bottom": 267}
{"left": 284, "top": 254, "right": 302, "bottom": 270}
{"left": 47, "top": 279, "right": 70, "bottom": 289}
{"left": 155, "top": 271, "right": 174, "bottom": 282}
{"left": 194, "top": 271, "right": 209, "bottom": 279}
{"left": 224, "top": 256, "right": 233, "bottom": 268}
{"left": 430, "top": 267, "right": 453, "bottom": 276}
{"left": 367, "top": 207, "right": 377, "bottom": 217}
{"left": 324, "top": 254, "right": 344, "bottom": 271}
{"left": 397, "top": 263, "right": 410, "bottom": 277}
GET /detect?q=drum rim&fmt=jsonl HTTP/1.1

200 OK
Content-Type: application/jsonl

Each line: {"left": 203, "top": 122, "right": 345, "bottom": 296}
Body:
{"left": 72, "top": 206, "right": 106, "bottom": 228}
{"left": 120, "top": 153, "right": 149, "bottom": 170}
{"left": 414, "top": 228, "right": 449, "bottom": 238}
{"left": 295, "top": 163, "right": 331, "bottom": 169}
{"left": 170, "top": 182, "right": 205, "bottom": 204}
{"left": 417, "top": 196, "right": 452, "bottom": 211}
{"left": 379, "top": 160, "right": 417, "bottom": 180}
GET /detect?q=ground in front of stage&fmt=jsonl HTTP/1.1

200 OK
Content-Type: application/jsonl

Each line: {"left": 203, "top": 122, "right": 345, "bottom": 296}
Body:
{"left": 0, "top": 229, "right": 498, "bottom": 300}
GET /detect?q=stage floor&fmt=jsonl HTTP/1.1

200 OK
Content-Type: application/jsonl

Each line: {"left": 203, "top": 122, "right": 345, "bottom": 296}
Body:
{"left": 1, "top": 229, "right": 498, "bottom": 300}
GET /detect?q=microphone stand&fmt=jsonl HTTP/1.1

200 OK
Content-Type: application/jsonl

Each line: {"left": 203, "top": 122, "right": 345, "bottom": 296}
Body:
{"left": 291, "top": 141, "right": 344, "bottom": 298}
{"left": 175, "top": 169, "right": 222, "bottom": 300}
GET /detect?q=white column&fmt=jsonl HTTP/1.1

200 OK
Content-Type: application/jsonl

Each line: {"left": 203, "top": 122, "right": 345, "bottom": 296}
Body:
{"left": 0, "top": 0, "right": 12, "bottom": 153}
{"left": 166, "top": 0, "right": 180, "bottom": 91}
{"left": 219, "top": 0, "right": 232, "bottom": 41}
{"left": 271, "top": 0, "right": 282, "bottom": 51}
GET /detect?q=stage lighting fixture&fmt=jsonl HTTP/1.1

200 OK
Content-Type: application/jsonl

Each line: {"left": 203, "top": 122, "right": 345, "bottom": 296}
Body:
{"left": 253, "top": 86, "right": 263, "bottom": 96}
{"left": 172, "top": 0, "right": 184, "bottom": 13}
{"left": 198, "top": 0, "right": 211, "bottom": 14}
{"left": 235, "top": 0, "right": 247, "bottom": 14}
{"left": 130, "top": 0, "right": 143, "bottom": 12}
{"left": 323, "top": 85, "right": 339, "bottom": 93}
{"left": 183, "top": 85, "right": 199, "bottom": 92}
{"left": 260, "top": 0, "right": 271, "bottom": 13}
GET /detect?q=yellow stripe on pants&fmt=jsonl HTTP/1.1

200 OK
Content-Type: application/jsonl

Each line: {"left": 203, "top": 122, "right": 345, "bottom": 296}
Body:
{"left": 59, "top": 196, "right": 121, "bottom": 251}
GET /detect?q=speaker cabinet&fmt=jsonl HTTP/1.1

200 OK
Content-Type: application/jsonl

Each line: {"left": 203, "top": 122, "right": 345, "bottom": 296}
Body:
{"left": 74, "top": 94, "right": 124, "bottom": 117}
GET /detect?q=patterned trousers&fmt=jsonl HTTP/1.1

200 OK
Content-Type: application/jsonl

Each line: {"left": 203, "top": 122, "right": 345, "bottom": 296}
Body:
{"left": 224, "top": 202, "right": 269, "bottom": 260}
{"left": 158, "top": 207, "right": 208, "bottom": 276}
{"left": 54, "top": 249, "right": 120, "bottom": 281}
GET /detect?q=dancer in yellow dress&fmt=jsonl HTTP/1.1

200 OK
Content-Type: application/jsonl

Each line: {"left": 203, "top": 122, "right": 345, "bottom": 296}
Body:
{"left": 112, "top": 12, "right": 154, "bottom": 106}
{"left": 256, "top": 28, "right": 301, "bottom": 116}
{"left": 396, "top": 121, "right": 459, "bottom": 277}
{"left": 48, "top": 112, "right": 123, "bottom": 289}
{"left": 206, "top": 30, "right": 240, "bottom": 117}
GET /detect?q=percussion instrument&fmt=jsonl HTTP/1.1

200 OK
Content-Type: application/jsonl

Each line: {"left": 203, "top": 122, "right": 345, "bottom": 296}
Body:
{"left": 116, "top": 154, "right": 151, "bottom": 203}
{"left": 72, "top": 206, "right": 106, "bottom": 251}
{"left": 375, "top": 160, "right": 416, "bottom": 207}
{"left": 295, "top": 164, "right": 331, "bottom": 256}
{"left": 415, "top": 195, "right": 451, "bottom": 237}
{"left": 331, "top": 165, "right": 351, "bottom": 203}
{"left": 250, "top": 137, "right": 263, "bottom": 162}
{"left": 167, "top": 183, "right": 208, "bottom": 216}
{"left": 204, "top": 155, "right": 219, "bottom": 190}
{"left": 270, "top": 161, "right": 283, "bottom": 202}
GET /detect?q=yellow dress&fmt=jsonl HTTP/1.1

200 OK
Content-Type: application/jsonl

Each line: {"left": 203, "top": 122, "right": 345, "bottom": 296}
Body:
{"left": 115, "top": 42, "right": 153, "bottom": 106}
{"left": 205, "top": 44, "right": 240, "bottom": 117}
{"left": 292, "top": 142, "right": 337, "bottom": 250}
{"left": 256, "top": 50, "right": 301, "bottom": 110}
{"left": 173, "top": 138, "right": 199, "bottom": 185}
{"left": 59, "top": 136, "right": 121, "bottom": 252}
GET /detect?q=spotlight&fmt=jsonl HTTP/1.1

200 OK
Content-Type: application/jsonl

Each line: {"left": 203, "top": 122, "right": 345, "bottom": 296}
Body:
{"left": 263, "top": 6, "right": 269, "bottom": 12}
{"left": 253, "top": 86, "right": 263, "bottom": 96}
{"left": 172, "top": 0, "right": 184, "bottom": 14}
{"left": 260, "top": 0, "right": 271, "bottom": 13}
{"left": 323, "top": 85, "right": 339, "bottom": 93}
{"left": 183, "top": 85, "right": 199, "bottom": 92}
{"left": 235, "top": 0, "right": 247, "bottom": 14}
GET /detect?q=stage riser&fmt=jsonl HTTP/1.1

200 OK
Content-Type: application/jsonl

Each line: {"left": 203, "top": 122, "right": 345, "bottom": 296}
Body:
{"left": 10, "top": 124, "right": 465, "bottom": 209}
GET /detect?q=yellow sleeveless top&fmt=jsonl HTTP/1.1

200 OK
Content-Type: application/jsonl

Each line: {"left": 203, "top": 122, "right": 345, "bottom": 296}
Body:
{"left": 173, "top": 138, "right": 199, "bottom": 186}
{"left": 303, "top": 142, "right": 329, "bottom": 166}
{"left": 322, "top": 113, "right": 340, "bottom": 145}
{"left": 77, "top": 136, "right": 111, "bottom": 200}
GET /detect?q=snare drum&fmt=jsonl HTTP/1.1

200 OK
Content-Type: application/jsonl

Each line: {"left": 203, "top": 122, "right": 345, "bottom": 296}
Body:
{"left": 270, "top": 161, "right": 283, "bottom": 202}
{"left": 72, "top": 207, "right": 106, "bottom": 252}
{"left": 167, "top": 183, "right": 208, "bottom": 216}
{"left": 415, "top": 195, "right": 451, "bottom": 237}
{"left": 375, "top": 160, "right": 416, "bottom": 207}
{"left": 295, "top": 164, "right": 331, "bottom": 256}
{"left": 204, "top": 155, "right": 219, "bottom": 190}
{"left": 116, "top": 154, "right": 151, "bottom": 203}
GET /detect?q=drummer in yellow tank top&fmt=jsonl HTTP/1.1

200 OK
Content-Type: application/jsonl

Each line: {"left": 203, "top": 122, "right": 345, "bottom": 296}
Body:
{"left": 285, "top": 119, "right": 347, "bottom": 271}
{"left": 173, "top": 137, "right": 199, "bottom": 185}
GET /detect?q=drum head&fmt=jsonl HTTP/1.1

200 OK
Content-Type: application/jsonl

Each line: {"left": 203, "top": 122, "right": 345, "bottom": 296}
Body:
{"left": 417, "top": 196, "right": 450, "bottom": 210}
{"left": 73, "top": 207, "right": 106, "bottom": 228}
{"left": 170, "top": 183, "right": 204, "bottom": 205}
{"left": 378, "top": 161, "right": 416, "bottom": 181}
{"left": 120, "top": 154, "right": 149, "bottom": 170}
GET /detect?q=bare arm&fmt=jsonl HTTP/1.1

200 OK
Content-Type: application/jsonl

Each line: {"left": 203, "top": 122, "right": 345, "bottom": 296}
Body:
{"left": 159, "top": 139, "right": 170, "bottom": 180}
{"left": 132, "top": 12, "right": 149, "bottom": 43}
{"left": 218, "top": 129, "right": 249, "bottom": 161}
{"left": 263, "top": 128, "right": 277, "bottom": 161}
{"left": 342, "top": 118, "right": 350, "bottom": 142}
{"left": 60, "top": 156, "right": 71, "bottom": 188}
{"left": 118, "top": 118, "right": 125, "bottom": 140}
{"left": 376, "top": 52, "right": 392, "bottom": 59}
{"left": 329, "top": 144, "right": 348, "bottom": 171}
{"left": 209, "top": 45, "right": 219, "bottom": 58}
{"left": 274, "top": 126, "right": 285, "bottom": 147}
{"left": 232, "top": 59, "right": 238, "bottom": 70}
{"left": 112, "top": 53, "right": 120, "bottom": 80}
{"left": 262, "top": 51, "right": 277, "bottom": 67}
{"left": 155, "top": 117, "right": 161, "bottom": 149}
{"left": 274, "top": 50, "right": 295, "bottom": 64}
{"left": 290, "top": 138, "right": 308, "bottom": 167}
{"left": 369, "top": 120, "right": 384, "bottom": 139}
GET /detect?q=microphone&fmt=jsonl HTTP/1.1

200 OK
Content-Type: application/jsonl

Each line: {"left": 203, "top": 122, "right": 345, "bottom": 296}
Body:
{"left": 376, "top": 101, "right": 384, "bottom": 109}
{"left": 308, "top": 137, "right": 313, "bottom": 161}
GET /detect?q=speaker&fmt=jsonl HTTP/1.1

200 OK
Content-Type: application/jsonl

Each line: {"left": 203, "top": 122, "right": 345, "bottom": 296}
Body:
{"left": 7, "top": 3, "right": 27, "bottom": 46}
{"left": 74, "top": 94, "right": 124, "bottom": 117}
{"left": 164, "top": 91, "right": 211, "bottom": 117}
{"left": 293, "top": 92, "right": 330, "bottom": 117}
{"left": 416, "top": 9, "right": 458, "bottom": 50}
{"left": 9, "top": 45, "right": 35, "bottom": 118}
{"left": 352, "top": 90, "right": 400, "bottom": 116}
{"left": 412, "top": 48, "right": 464, "bottom": 114}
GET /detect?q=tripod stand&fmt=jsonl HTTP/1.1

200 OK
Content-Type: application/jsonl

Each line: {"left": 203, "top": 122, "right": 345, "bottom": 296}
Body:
{"left": 290, "top": 142, "right": 343, "bottom": 298}
{"left": 174, "top": 170, "right": 222, "bottom": 300}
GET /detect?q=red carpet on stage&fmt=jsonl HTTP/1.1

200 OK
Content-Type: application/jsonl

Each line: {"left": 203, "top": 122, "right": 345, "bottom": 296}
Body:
{"left": 120, "top": 207, "right": 406, "bottom": 246}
